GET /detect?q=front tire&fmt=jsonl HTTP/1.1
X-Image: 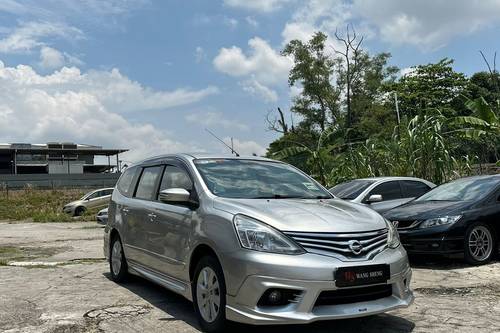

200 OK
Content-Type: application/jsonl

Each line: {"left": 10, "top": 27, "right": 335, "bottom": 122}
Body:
{"left": 109, "top": 235, "right": 128, "bottom": 282}
{"left": 464, "top": 223, "right": 496, "bottom": 265}
{"left": 74, "top": 206, "right": 86, "bottom": 216}
{"left": 192, "top": 256, "right": 227, "bottom": 333}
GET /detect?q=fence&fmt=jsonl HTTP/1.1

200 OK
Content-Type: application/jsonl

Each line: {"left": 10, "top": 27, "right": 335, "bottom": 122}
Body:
{"left": 0, "top": 173, "right": 121, "bottom": 190}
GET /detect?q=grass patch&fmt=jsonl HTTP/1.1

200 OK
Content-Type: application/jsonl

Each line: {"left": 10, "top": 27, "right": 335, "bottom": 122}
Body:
{"left": 0, "top": 245, "right": 64, "bottom": 264}
{"left": 0, "top": 188, "right": 102, "bottom": 222}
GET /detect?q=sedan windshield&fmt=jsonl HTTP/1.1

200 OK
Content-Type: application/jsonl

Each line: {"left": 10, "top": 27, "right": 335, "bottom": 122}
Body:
{"left": 416, "top": 177, "right": 499, "bottom": 202}
{"left": 194, "top": 159, "right": 332, "bottom": 199}
{"left": 329, "top": 180, "right": 375, "bottom": 200}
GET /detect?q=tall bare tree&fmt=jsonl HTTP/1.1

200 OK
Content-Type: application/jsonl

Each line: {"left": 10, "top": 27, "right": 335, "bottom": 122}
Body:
{"left": 333, "top": 25, "right": 364, "bottom": 130}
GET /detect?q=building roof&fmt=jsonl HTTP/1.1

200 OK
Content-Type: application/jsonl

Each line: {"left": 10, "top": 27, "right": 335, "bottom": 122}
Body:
{"left": 0, "top": 142, "right": 127, "bottom": 156}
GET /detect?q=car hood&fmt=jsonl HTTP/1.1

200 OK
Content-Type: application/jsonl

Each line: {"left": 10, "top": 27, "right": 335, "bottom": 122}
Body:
{"left": 384, "top": 200, "right": 471, "bottom": 221}
{"left": 213, "top": 198, "right": 387, "bottom": 233}
{"left": 65, "top": 200, "right": 83, "bottom": 207}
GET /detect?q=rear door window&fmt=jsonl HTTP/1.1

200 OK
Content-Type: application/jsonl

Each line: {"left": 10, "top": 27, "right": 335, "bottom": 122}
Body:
{"left": 366, "top": 181, "right": 402, "bottom": 201}
{"left": 134, "top": 166, "right": 163, "bottom": 200}
{"left": 401, "top": 180, "right": 431, "bottom": 198}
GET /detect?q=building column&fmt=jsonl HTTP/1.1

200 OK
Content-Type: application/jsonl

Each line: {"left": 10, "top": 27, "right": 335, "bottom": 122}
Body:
{"left": 13, "top": 150, "right": 17, "bottom": 174}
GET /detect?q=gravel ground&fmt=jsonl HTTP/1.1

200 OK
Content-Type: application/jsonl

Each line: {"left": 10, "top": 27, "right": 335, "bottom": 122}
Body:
{"left": 0, "top": 222, "right": 499, "bottom": 333}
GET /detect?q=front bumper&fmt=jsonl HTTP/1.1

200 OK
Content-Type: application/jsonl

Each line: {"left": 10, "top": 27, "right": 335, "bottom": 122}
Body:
{"left": 222, "top": 247, "right": 413, "bottom": 325}
{"left": 398, "top": 228, "right": 463, "bottom": 255}
{"left": 63, "top": 206, "right": 75, "bottom": 215}
{"left": 96, "top": 215, "right": 108, "bottom": 225}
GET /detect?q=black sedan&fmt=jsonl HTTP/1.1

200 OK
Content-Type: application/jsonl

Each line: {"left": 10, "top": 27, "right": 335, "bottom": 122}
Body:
{"left": 384, "top": 175, "right": 500, "bottom": 265}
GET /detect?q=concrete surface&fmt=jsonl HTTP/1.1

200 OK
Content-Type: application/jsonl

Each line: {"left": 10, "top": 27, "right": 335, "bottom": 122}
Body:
{"left": 0, "top": 222, "right": 499, "bottom": 333}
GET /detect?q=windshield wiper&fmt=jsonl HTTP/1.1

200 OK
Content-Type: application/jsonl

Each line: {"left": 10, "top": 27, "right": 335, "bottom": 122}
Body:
{"left": 252, "top": 194, "right": 331, "bottom": 199}
{"left": 252, "top": 194, "right": 304, "bottom": 199}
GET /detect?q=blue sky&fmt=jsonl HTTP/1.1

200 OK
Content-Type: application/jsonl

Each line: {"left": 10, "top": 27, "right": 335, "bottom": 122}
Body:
{"left": 0, "top": 0, "right": 499, "bottom": 161}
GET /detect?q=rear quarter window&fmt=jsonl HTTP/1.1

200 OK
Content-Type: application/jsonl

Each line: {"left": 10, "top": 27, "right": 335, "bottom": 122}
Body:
{"left": 116, "top": 167, "right": 138, "bottom": 197}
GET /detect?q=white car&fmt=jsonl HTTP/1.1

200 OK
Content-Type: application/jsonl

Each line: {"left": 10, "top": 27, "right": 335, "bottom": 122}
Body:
{"left": 330, "top": 177, "right": 436, "bottom": 213}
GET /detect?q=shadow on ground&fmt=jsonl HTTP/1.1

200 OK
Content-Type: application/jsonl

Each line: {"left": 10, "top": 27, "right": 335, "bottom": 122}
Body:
{"left": 409, "top": 253, "right": 500, "bottom": 270}
{"left": 104, "top": 273, "right": 415, "bottom": 333}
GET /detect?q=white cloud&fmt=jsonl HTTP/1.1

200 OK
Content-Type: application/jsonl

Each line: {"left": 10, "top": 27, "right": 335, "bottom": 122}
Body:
{"left": 222, "top": 137, "right": 267, "bottom": 156}
{"left": 223, "top": 0, "right": 291, "bottom": 13}
{"left": 195, "top": 46, "right": 205, "bottom": 63}
{"left": 223, "top": 17, "right": 239, "bottom": 29}
{"left": 353, "top": 0, "right": 500, "bottom": 50}
{"left": 240, "top": 79, "right": 278, "bottom": 103}
{"left": 282, "top": 0, "right": 354, "bottom": 49}
{"left": 38, "top": 46, "right": 64, "bottom": 69}
{"left": 399, "top": 66, "right": 415, "bottom": 77}
{"left": 0, "top": 21, "right": 84, "bottom": 53}
{"left": 185, "top": 111, "right": 249, "bottom": 131}
{"left": 245, "top": 16, "right": 259, "bottom": 28}
{"left": 38, "top": 46, "right": 83, "bottom": 70}
{"left": 0, "top": 61, "right": 216, "bottom": 161}
{"left": 281, "top": 0, "right": 500, "bottom": 51}
{"left": 1, "top": 65, "right": 218, "bottom": 113}
{"left": 213, "top": 37, "right": 292, "bottom": 85}
{"left": 213, "top": 37, "right": 291, "bottom": 102}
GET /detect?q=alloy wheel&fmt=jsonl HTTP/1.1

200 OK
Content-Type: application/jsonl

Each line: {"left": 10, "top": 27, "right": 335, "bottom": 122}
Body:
{"left": 111, "top": 240, "right": 123, "bottom": 275}
{"left": 196, "top": 267, "right": 221, "bottom": 323}
{"left": 468, "top": 225, "right": 493, "bottom": 262}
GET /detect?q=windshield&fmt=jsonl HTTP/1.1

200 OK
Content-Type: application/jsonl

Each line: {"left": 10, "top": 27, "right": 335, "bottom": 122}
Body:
{"left": 330, "top": 180, "right": 375, "bottom": 200}
{"left": 417, "top": 177, "right": 499, "bottom": 202}
{"left": 80, "top": 191, "right": 93, "bottom": 200}
{"left": 194, "top": 159, "right": 332, "bottom": 199}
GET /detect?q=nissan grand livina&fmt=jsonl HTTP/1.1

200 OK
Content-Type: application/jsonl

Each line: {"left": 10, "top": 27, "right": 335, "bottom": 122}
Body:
{"left": 103, "top": 153, "right": 413, "bottom": 332}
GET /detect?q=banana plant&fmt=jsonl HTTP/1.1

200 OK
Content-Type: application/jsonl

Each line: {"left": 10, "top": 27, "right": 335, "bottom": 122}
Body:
{"left": 273, "top": 126, "right": 348, "bottom": 185}
{"left": 452, "top": 97, "right": 499, "bottom": 138}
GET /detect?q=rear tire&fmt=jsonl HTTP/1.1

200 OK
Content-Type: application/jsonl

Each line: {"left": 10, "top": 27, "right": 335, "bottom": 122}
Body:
{"left": 192, "top": 256, "right": 227, "bottom": 333}
{"left": 464, "top": 223, "right": 496, "bottom": 265}
{"left": 109, "top": 235, "right": 128, "bottom": 282}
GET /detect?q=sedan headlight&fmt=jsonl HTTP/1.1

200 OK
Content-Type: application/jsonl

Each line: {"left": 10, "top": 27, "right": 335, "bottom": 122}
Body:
{"left": 233, "top": 214, "right": 305, "bottom": 255}
{"left": 385, "top": 219, "right": 400, "bottom": 249}
{"left": 419, "top": 215, "right": 461, "bottom": 229}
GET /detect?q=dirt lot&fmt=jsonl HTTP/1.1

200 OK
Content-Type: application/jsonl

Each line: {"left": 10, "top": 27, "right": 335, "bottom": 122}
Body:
{"left": 0, "top": 222, "right": 499, "bottom": 333}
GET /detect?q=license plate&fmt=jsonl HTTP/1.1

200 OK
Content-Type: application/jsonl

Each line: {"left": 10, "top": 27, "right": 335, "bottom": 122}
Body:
{"left": 335, "top": 264, "right": 390, "bottom": 287}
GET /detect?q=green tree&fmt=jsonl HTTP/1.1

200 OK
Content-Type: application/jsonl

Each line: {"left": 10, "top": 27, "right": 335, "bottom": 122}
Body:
{"left": 282, "top": 32, "right": 340, "bottom": 132}
{"left": 392, "top": 58, "right": 468, "bottom": 118}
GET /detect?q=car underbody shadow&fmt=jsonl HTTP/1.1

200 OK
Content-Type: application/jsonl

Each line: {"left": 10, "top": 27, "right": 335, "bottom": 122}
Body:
{"left": 103, "top": 272, "right": 415, "bottom": 333}
{"left": 408, "top": 252, "right": 500, "bottom": 270}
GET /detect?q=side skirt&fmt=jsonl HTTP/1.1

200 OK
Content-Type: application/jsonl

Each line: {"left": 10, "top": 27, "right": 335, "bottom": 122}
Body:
{"left": 128, "top": 260, "right": 192, "bottom": 301}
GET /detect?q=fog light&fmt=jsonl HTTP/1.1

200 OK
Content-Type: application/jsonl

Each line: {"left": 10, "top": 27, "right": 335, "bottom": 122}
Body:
{"left": 268, "top": 290, "right": 282, "bottom": 304}
{"left": 257, "top": 288, "right": 301, "bottom": 307}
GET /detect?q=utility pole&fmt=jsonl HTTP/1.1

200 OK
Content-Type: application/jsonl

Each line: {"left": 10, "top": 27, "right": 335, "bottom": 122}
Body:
{"left": 394, "top": 92, "right": 401, "bottom": 138}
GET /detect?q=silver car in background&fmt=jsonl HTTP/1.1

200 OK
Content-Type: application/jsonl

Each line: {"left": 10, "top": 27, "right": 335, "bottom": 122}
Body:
{"left": 63, "top": 188, "right": 114, "bottom": 216}
{"left": 330, "top": 177, "right": 435, "bottom": 213}
{"left": 104, "top": 154, "right": 413, "bottom": 332}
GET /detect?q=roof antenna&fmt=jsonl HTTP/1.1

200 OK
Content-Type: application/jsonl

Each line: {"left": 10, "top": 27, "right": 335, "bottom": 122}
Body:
{"left": 205, "top": 128, "right": 240, "bottom": 157}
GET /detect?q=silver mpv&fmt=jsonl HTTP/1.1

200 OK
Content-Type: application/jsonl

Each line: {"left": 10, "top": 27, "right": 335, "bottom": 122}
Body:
{"left": 104, "top": 154, "right": 413, "bottom": 332}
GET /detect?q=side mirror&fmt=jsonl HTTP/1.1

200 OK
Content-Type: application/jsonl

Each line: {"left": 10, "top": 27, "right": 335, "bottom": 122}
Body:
{"left": 159, "top": 188, "right": 191, "bottom": 204}
{"left": 367, "top": 194, "right": 383, "bottom": 203}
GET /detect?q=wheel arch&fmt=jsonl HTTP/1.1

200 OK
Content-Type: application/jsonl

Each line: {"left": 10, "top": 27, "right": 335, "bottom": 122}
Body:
{"left": 189, "top": 243, "right": 223, "bottom": 283}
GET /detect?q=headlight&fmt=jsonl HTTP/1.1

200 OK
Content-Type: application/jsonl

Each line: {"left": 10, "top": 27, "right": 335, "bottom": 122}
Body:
{"left": 385, "top": 219, "right": 400, "bottom": 249}
{"left": 233, "top": 214, "right": 305, "bottom": 255}
{"left": 419, "top": 215, "right": 461, "bottom": 229}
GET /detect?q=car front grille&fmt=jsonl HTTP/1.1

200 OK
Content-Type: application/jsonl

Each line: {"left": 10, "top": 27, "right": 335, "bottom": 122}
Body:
{"left": 284, "top": 229, "right": 388, "bottom": 260}
{"left": 314, "top": 284, "right": 393, "bottom": 307}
